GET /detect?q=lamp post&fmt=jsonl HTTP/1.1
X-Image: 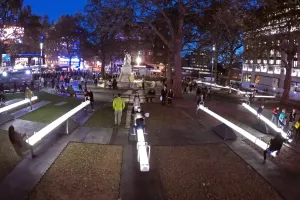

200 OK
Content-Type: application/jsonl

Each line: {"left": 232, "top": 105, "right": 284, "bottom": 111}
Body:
{"left": 136, "top": 51, "right": 141, "bottom": 67}
{"left": 211, "top": 44, "right": 216, "bottom": 83}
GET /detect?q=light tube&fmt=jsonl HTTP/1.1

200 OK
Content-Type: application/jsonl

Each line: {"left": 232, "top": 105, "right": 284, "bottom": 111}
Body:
{"left": 242, "top": 103, "right": 290, "bottom": 140}
{"left": 137, "top": 128, "right": 150, "bottom": 172}
{"left": 0, "top": 96, "right": 38, "bottom": 113}
{"left": 254, "top": 95, "right": 276, "bottom": 98}
{"left": 198, "top": 105, "right": 277, "bottom": 156}
{"left": 26, "top": 101, "right": 90, "bottom": 146}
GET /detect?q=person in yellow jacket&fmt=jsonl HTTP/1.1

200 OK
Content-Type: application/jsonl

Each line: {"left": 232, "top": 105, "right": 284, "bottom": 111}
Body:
{"left": 113, "top": 93, "right": 125, "bottom": 126}
{"left": 25, "top": 87, "right": 33, "bottom": 110}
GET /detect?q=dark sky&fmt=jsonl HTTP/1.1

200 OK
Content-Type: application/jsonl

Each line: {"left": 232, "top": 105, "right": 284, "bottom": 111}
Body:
{"left": 24, "top": 0, "right": 87, "bottom": 21}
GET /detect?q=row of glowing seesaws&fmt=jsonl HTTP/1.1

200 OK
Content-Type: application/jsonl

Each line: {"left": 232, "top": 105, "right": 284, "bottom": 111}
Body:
{"left": 196, "top": 80, "right": 276, "bottom": 99}
{"left": 1, "top": 92, "right": 284, "bottom": 172}
{"left": 0, "top": 96, "right": 151, "bottom": 172}
{"left": 0, "top": 96, "right": 91, "bottom": 148}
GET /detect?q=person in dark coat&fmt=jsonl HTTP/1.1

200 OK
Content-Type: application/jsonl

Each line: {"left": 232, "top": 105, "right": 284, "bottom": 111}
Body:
{"left": 263, "top": 134, "right": 286, "bottom": 163}
{"left": 161, "top": 85, "right": 168, "bottom": 106}
{"left": 167, "top": 88, "right": 174, "bottom": 105}
{"left": 88, "top": 89, "right": 95, "bottom": 111}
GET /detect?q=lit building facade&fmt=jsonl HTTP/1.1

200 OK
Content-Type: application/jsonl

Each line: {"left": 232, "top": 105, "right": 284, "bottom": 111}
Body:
{"left": 242, "top": 3, "right": 300, "bottom": 98}
{"left": 182, "top": 52, "right": 209, "bottom": 77}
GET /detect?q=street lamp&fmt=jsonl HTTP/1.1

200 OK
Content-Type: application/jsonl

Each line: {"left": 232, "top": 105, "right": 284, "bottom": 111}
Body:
{"left": 211, "top": 44, "right": 216, "bottom": 83}
{"left": 136, "top": 56, "right": 141, "bottom": 66}
{"left": 39, "top": 42, "right": 43, "bottom": 75}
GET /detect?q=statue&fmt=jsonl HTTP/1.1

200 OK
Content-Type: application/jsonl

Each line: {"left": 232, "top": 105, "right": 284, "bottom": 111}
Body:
{"left": 119, "top": 52, "right": 132, "bottom": 84}
{"left": 124, "top": 53, "right": 131, "bottom": 66}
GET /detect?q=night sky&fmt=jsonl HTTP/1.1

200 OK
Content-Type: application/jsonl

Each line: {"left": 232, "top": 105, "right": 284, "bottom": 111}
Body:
{"left": 24, "top": 0, "right": 87, "bottom": 21}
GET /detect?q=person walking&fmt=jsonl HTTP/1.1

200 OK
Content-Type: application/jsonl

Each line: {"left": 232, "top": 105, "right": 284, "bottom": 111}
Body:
{"left": 113, "top": 93, "right": 125, "bottom": 126}
{"left": 94, "top": 78, "right": 98, "bottom": 87}
{"left": 167, "top": 88, "right": 174, "bottom": 105}
{"left": 263, "top": 134, "right": 285, "bottom": 163}
{"left": 278, "top": 108, "right": 286, "bottom": 128}
{"left": 88, "top": 89, "right": 95, "bottom": 111}
{"left": 161, "top": 85, "right": 168, "bottom": 106}
{"left": 271, "top": 107, "right": 280, "bottom": 124}
{"left": 25, "top": 87, "right": 33, "bottom": 110}
{"left": 294, "top": 117, "right": 300, "bottom": 143}
{"left": 256, "top": 105, "right": 264, "bottom": 119}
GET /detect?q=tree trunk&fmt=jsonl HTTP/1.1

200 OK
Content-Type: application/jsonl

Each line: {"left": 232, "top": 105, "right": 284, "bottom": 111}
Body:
{"left": 166, "top": 50, "right": 172, "bottom": 88}
{"left": 101, "top": 51, "right": 106, "bottom": 79}
{"left": 173, "top": 38, "right": 182, "bottom": 98}
{"left": 69, "top": 57, "right": 72, "bottom": 67}
{"left": 225, "top": 54, "right": 234, "bottom": 86}
{"left": 281, "top": 55, "right": 293, "bottom": 104}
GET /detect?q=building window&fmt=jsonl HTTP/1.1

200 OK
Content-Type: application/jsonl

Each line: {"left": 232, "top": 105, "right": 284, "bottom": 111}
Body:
{"left": 243, "top": 74, "right": 251, "bottom": 82}
{"left": 276, "top": 60, "right": 281, "bottom": 65}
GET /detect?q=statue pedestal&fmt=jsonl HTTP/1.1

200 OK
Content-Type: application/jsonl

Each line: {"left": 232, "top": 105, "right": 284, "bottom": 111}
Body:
{"left": 118, "top": 64, "right": 131, "bottom": 83}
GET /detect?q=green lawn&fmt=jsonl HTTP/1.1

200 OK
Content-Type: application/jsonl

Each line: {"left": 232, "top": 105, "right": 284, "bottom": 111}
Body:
{"left": 20, "top": 92, "right": 81, "bottom": 123}
{"left": 84, "top": 105, "right": 127, "bottom": 128}
{"left": 0, "top": 130, "right": 21, "bottom": 182}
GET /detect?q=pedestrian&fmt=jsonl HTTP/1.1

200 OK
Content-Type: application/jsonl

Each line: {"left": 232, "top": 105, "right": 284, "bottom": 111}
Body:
{"left": 132, "top": 93, "right": 141, "bottom": 114}
{"left": 207, "top": 88, "right": 211, "bottom": 100}
{"left": 88, "top": 89, "right": 94, "bottom": 111}
{"left": 94, "top": 78, "right": 98, "bottom": 87}
{"left": 112, "top": 78, "right": 117, "bottom": 90}
{"left": 161, "top": 85, "right": 167, "bottom": 106}
{"left": 167, "top": 88, "right": 174, "bottom": 105}
{"left": 271, "top": 107, "right": 280, "bottom": 124}
{"left": 294, "top": 117, "right": 300, "bottom": 143}
{"left": 256, "top": 105, "right": 264, "bottom": 119}
{"left": 113, "top": 93, "right": 125, "bottom": 126}
{"left": 8, "top": 125, "right": 36, "bottom": 158}
{"left": 278, "top": 108, "right": 286, "bottom": 128}
{"left": 263, "top": 134, "right": 285, "bottom": 163}
{"left": 84, "top": 79, "right": 87, "bottom": 90}
{"left": 142, "top": 81, "right": 145, "bottom": 91}
{"left": 25, "top": 87, "right": 33, "bottom": 110}
{"left": 289, "top": 109, "right": 296, "bottom": 130}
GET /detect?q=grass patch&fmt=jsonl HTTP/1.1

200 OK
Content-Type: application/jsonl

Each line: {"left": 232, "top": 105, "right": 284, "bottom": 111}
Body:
{"left": 0, "top": 130, "right": 21, "bottom": 182}
{"left": 20, "top": 92, "right": 81, "bottom": 123}
{"left": 28, "top": 143, "right": 123, "bottom": 200}
{"left": 153, "top": 144, "right": 282, "bottom": 200}
{"left": 84, "top": 105, "right": 127, "bottom": 128}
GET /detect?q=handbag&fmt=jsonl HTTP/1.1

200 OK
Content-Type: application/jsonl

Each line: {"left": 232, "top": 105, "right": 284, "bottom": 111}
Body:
{"left": 160, "top": 96, "right": 162, "bottom": 101}
{"left": 294, "top": 121, "right": 300, "bottom": 129}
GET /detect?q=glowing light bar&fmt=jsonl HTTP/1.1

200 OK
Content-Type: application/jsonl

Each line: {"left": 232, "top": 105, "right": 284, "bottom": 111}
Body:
{"left": 137, "top": 129, "right": 150, "bottom": 172}
{"left": 196, "top": 81, "right": 253, "bottom": 94}
{"left": 198, "top": 105, "right": 276, "bottom": 156}
{"left": 0, "top": 96, "right": 38, "bottom": 113}
{"left": 242, "top": 103, "right": 289, "bottom": 140}
{"left": 26, "top": 101, "right": 90, "bottom": 146}
{"left": 254, "top": 95, "right": 276, "bottom": 98}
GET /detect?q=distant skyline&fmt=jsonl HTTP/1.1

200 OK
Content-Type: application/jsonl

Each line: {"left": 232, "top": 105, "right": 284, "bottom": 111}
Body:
{"left": 24, "top": 0, "right": 87, "bottom": 21}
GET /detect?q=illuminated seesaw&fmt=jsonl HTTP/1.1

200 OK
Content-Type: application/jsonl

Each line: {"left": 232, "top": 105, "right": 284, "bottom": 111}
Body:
{"left": 0, "top": 96, "right": 38, "bottom": 114}
{"left": 136, "top": 128, "right": 151, "bottom": 172}
{"left": 26, "top": 101, "right": 90, "bottom": 146}
{"left": 242, "top": 103, "right": 291, "bottom": 141}
{"left": 197, "top": 104, "right": 277, "bottom": 156}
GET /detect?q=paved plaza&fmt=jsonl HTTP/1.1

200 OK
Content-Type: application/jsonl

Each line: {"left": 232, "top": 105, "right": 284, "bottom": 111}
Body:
{"left": 0, "top": 87, "right": 299, "bottom": 200}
